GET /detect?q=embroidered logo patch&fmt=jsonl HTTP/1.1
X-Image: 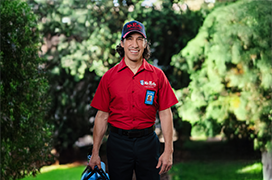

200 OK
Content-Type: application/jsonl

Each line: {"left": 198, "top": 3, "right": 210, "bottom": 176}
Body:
{"left": 140, "top": 80, "right": 156, "bottom": 88}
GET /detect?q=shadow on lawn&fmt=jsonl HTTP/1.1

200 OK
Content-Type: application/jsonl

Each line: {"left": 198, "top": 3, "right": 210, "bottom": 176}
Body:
{"left": 173, "top": 138, "right": 261, "bottom": 163}
{"left": 169, "top": 138, "right": 262, "bottom": 180}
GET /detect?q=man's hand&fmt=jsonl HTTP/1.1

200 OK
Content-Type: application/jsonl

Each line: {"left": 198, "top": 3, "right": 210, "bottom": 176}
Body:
{"left": 156, "top": 151, "right": 173, "bottom": 175}
{"left": 157, "top": 108, "right": 174, "bottom": 175}
{"left": 89, "top": 110, "right": 109, "bottom": 170}
{"left": 88, "top": 154, "right": 101, "bottom": 170}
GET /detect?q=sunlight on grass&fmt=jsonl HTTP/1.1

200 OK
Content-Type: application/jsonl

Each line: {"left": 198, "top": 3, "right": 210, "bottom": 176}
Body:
{"left": 169, "top": 161, "right": 263, "bottom": 180}
{"left": 21, "top": 164, "right": 86, "bottom": 180}
{"left": 21, "top": 161, "right": 263, "bottom": 180}
{"left": 40, "top": 164, "right": 80, "bottom": 173}
{"left": 236, "top": 162, "right": 262, "bottom": 174}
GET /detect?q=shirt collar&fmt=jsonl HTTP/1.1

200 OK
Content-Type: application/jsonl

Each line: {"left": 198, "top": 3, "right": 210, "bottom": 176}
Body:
{"left": 117, "top": 57, "right": 154, "bottom": 72}
{"left": 117, "top": 57, "right": 127, "bottom": 72}
{"left": 141, "top": 58, "right": 153, "bottom": 72}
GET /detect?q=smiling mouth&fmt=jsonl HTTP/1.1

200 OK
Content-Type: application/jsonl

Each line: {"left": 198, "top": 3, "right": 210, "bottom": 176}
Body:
{"left": 129, "top": 49, "right": 139, "bottom": 54}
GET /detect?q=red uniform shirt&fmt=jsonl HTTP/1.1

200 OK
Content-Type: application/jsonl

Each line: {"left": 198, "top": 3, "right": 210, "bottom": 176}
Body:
{"left": 91, "top": 58, "right": 178, "bottom": 130}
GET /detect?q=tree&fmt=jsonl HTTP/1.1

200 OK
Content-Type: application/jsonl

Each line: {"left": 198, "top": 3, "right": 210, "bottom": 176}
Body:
{"left": 171, "top": 0, "right": 272, "bottom": 179}
{"left": 0, "top": 0, "right": 53, "bottom": 179}
{"left": 26, "top": 0, "right": 128, "bottom": 163}
{"left": 26, "top": 0, "right": 204, "bottom": 163}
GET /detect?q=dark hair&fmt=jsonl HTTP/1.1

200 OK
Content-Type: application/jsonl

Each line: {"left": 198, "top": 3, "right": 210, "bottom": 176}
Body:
{"left": 116, "top": 40, "right": 151, "bottom": 60}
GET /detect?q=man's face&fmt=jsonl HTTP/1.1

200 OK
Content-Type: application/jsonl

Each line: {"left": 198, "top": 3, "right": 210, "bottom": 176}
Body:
{"left": 121, "top": 32, "right": 147, "bottom": 62}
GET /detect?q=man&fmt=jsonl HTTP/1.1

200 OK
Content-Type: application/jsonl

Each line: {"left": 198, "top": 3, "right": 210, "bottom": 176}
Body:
{"left": 89, "top": 20, "right": 178, "bottom": 180}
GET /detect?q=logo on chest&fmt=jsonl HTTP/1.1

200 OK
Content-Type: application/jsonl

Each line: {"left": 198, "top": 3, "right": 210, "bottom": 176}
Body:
{"left": 140, "top": 80, "right": 156, "bottom": 88}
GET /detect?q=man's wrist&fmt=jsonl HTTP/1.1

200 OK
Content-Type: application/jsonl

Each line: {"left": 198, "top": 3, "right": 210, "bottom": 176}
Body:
{"left": 164, "top": 144, "right": 174, "bottom": 153}
{"left": 164, "top": 149, "right": 174, "bottom": 154}
{"left": 92, "top": 149, "right": 100, "bottom": 156}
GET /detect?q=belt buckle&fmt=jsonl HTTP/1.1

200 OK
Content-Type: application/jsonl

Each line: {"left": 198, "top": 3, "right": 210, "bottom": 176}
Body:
{"left": 127, "top": 131, "right": 142, "bottom": 138}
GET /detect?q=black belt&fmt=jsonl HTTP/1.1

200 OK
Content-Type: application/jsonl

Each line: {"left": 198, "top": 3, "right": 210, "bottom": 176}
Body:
{"left": 110, "top": 125, "right": 154, "bottom": 138}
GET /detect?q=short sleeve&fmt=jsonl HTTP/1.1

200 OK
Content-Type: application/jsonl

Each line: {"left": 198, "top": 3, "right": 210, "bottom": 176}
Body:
{"left": 158, "top": 71, "right": 179, "bottom": 111}
{"left": 90, "top": 73, "right": 110, "bottom": 112}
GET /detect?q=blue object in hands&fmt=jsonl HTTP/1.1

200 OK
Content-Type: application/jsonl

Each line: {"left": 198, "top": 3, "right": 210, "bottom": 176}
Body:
{"left": 81, "top": 161, "right": 109, "bottom": 180}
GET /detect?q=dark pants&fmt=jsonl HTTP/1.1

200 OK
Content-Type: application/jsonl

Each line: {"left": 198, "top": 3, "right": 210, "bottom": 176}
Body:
{"left": 107, "top": 131, "right": 161, "bottom": 180}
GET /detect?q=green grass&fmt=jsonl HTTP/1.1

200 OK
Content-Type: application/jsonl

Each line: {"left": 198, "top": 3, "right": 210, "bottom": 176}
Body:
{"left": 169, "top": 161, "right": 263, "bottom": 180}
{"left": 21, "top": 165, "right": 86, "bottom": 180}
{"left": 21, "top": 139, "right": 263, "bottom": 180}
{"left": 20, "top": 161, "right": 262, "bottom": 180}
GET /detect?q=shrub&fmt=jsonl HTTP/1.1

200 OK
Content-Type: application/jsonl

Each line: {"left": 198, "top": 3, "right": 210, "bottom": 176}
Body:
{"left": 0, "top": 0, "right": 53, "bottom": 179}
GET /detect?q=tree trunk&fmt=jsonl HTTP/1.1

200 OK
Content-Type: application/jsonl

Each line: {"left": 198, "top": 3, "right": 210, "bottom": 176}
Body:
{"left": 262, "top": 148, "right": 272, "bottom": 180}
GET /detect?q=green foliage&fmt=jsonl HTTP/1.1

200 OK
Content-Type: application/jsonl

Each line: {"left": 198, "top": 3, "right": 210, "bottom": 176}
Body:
{"left": 25, "top": 0, "right": 204, "bottom": 161}
{"left": 0, "top": 0, "right": 53, "bottom": 179}
{"left": 26, "top": 0, "right": 127, "bottom": 161}
{"left": 171, "top": 0, "right": 272, "bottom": 150}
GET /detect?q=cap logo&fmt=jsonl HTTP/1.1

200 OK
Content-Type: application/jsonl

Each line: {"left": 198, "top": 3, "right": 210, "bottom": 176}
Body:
{"left": 127, "top": 23, "right": 142, "bottom": 30}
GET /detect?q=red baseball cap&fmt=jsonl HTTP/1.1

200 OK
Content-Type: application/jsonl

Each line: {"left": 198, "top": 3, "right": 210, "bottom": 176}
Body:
{"left": 121, "top": 20, "right": 147, "bottom": 40}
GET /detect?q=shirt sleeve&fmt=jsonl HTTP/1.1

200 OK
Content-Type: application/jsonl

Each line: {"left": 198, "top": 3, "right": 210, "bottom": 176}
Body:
{"left": 90, "top": 73, "right": 110, "bottom": 112}
{"left": 158, "top": 70, "right": 179, "bottom": 111}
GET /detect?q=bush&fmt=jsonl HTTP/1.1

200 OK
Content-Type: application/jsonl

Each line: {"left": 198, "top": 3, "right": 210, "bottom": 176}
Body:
{"left": 0, "top": 0, "right": 53, "bottom": 179}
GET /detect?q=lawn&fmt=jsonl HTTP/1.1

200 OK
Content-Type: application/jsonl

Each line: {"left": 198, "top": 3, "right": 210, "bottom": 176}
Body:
{"left": 21, "top": 139, "right": 263, "bottom": 180}
{"left": 169, "top": 161, "right": 263, "bottom": 180}
{"left": 21, "top": 160, "right": 262, "bottom": 180}
{"left": 21, "top": 164, "right": 86, "bottom": 180}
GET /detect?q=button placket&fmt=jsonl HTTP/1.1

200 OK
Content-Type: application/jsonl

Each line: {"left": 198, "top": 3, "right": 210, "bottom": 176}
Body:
{"left": 131, "top": 76, "right": 136, "bottom": 124}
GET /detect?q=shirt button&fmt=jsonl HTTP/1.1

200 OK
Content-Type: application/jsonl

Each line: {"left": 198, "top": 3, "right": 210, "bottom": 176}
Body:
{"left": 132, "top": 90, "right": 134, "bottom": 93}
{"left": 132, "top": 105, "right": 135, "bottom": 107}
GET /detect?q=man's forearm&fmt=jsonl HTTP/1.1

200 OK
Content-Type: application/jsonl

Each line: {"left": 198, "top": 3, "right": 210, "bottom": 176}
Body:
{"left": 157, "top": 108, "right": 174, "bottom": 175}
{"left": 92, "top": 110, "right": 109, "bottom": 155}
{"left": 159, "top": 108, "right": 174, "bottom": 153}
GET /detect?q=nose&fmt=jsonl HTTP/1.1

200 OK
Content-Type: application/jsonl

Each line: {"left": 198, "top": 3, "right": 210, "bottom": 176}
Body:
{"left": 131, "top": 39, "right": 139, "bottom": 48}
